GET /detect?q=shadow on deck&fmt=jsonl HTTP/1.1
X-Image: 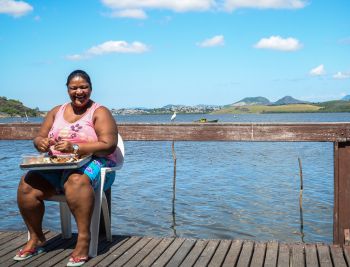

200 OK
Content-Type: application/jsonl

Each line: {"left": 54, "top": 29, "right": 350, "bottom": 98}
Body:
{"left": 1, "top": 230, "right": 350, "bottom": 266}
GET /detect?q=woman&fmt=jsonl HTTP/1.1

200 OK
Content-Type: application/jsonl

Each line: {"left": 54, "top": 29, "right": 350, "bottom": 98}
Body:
{"left": 14, "top": 70, "right": 118, "bottom": 266}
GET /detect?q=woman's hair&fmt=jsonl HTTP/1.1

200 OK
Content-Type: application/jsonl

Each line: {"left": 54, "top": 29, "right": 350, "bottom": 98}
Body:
{"left": 66, "top": 70, "right": 92, "bottom": 88}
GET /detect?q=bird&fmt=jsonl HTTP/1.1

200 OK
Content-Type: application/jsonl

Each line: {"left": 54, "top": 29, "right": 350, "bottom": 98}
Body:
{"left": 170, "top": 111, "right": 176, "bottom": 122}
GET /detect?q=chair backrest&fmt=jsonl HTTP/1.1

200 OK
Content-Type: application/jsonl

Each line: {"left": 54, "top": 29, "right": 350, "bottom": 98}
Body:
{"left": 114, "top": 133, "right": 125, "bottom": 169}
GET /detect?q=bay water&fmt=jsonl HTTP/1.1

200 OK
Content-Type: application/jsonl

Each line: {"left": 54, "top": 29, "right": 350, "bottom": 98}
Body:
{"left": 1, "top": 113, "right": 349, "bottom": 243}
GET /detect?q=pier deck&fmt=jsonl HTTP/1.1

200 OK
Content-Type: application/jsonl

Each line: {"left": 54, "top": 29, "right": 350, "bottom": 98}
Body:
{"left": 1, "top": 230, "right": 350, "bottom": 266}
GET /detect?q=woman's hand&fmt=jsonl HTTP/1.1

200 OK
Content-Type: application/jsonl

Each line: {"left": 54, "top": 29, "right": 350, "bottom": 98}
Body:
{"left": 34, "top": 137, "right": 51, "bottom": 153}
{"left": 54, "top": 140, "right": 74, "bottom": 153}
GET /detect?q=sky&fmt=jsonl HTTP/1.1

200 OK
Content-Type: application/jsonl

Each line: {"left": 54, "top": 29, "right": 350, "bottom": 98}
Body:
{"left": 0, "top": 0, "right": 350, "bottom": 110}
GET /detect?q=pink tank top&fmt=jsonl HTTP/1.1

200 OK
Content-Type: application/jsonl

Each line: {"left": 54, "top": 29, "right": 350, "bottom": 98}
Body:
{"left": 48, "top": 102, "right": 117, "bottom": 162}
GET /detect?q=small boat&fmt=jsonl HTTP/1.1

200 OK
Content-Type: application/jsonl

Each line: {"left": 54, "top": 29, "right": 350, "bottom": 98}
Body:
{"left": 194, "top": 118, "right": 219, "bottom": 123}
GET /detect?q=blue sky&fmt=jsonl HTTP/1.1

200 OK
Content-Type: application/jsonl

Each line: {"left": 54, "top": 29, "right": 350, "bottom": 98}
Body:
{"left": 0, "top": 0, "right": 349, "bottom": 110}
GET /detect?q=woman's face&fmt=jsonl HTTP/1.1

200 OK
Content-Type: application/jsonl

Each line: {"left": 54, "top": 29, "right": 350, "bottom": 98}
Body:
{"left": 67, "top": 76, "right": 92, "bottom": 108}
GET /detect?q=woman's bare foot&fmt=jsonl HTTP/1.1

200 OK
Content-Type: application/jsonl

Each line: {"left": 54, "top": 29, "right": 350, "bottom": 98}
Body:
{"left": 71, "top": 234, "right": 90, "bottom": 258}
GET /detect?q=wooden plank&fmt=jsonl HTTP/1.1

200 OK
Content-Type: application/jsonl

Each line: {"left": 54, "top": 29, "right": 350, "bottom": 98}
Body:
{"left": 317, "top": 244, "right": 332, "bottom": 267}
{"left": 222, "top": 239, "right": 243, "bottom": 267}
{"left": 94, "top": 236, "right": 140, "bottom": 266}
{"left": 180, "top": 240, "right": 208, "bottom": 267}
{"left": 109, "top": 237, "right": 152, "bottom": 266}
{"left": 83, "top": 236, "right": 130, "bottom": 267}
{"left": 291, "top": 243, "right": 304, "bottom": 267}
{"left": 277, "top": 243, "right": 290, "bottom": 267}
{"left": 151, "top": 238, "right": 185, "bottom": 267}
{"left": 304, "top": 244, "right": 318, "bottom": 267}
{"left": 25, "top": 235, "right": 78, "bottom": 267}
{"left": 0, "top": 231, "right": 25, "bottom": 248}
{"left": 333, "top": 142, "right": 350, "bottom": 244}
{"left": 0, "top": 231, "right": 58, "bottom": 266}
{"left": 343, "top": 246, "right": 350, "bottom": 265}
{"left": 166, "top": 239, "right": 196, "bottom": 267}
{"left": 2, "top": 123, "right": 350, "bottom": 142}
{"left": 250, "top": 242, "right": 266, "bottom": 267}
{"left": 264, "top": 241, "right": 279, "bottom": 267}
{"left": 122, "top": 237, "right": 162, "bottom": 267}
{"left": 208, "top": 239, "right": 232, "bottom": 267}
{"left": 138, "top": 238, "right": 174, "bottom": 267}
{"left": 329, "top": 245, "right": 347, "bottom": 267}
{"left": 193, "top": 240, "right": 220, "bottom": 267}
{"left": 236, "top": 241, "right": 254, "bottom": 267}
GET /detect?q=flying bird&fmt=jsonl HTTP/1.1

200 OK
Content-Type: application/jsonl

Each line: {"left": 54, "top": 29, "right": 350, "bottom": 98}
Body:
{"left": 171, "top": 111, "right": 176, "bottom": 121}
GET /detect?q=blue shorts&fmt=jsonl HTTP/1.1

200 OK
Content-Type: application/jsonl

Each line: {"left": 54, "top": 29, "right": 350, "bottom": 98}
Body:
{"left": 28, "top": 157, "right": 116, "bottom": 192}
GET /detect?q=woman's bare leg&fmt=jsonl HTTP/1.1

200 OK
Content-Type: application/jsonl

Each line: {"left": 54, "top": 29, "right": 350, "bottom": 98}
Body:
{"left": 17, "top": 172, "right": 56, "bottom": 253}
{"left": 64, "top": 173, "right": 94, "bottom": 258}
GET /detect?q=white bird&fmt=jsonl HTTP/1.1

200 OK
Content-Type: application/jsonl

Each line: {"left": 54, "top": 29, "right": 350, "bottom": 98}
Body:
{"left": 170, "top": 111, "right": 176, "bottom": 121}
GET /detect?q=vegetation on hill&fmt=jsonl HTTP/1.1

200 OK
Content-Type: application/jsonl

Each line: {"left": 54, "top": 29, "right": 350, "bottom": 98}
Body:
{"left": 213, "top": 104, "right": 321, "bottom": 114}
{"left": 0, "top": 97, "right": 42, "bottom": 117}
{"left": 315, "top": 100, "right": 350, "bottom": 112}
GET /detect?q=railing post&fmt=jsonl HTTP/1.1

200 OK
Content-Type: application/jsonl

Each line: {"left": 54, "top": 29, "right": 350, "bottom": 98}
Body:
{"left": 334, "top": 142, "right": 350, "bottom": 244}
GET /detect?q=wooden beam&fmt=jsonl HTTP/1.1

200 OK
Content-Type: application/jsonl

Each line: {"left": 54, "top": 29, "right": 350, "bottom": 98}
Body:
{"left": 334, "top": 142, "right": 350, "bottom": 244}
{"left": 1, "top": 123, "right": 350, "bottom": 141}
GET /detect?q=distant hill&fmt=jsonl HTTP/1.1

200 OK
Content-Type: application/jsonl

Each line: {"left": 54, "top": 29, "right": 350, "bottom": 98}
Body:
{"left": 232, "top": 96, "right": 271, "bottom": 106}
{"left": 342, "top": 95, "right": 350, "bottom": 101}
{"left": 0, "top": 96, "right": 43, "bottom": 117}
{"left": 274, "top": 96, "right": 307, "bottom": 105}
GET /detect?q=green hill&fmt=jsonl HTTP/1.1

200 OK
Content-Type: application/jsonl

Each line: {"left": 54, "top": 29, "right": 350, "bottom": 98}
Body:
{"left": 0, "top": 97, "right": 43, "bottom": 117}
{"left": 213, "top": 104, "right": 321, "bottom": 114}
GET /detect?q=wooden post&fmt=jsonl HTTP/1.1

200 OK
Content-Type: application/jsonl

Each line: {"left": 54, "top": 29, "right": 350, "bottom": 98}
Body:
{"left": 334, "top": 142, "right": 350, "bottom": 244}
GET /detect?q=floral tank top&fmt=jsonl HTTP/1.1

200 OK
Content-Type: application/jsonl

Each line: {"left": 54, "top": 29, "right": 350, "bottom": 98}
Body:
{"left": 48, "top": 102, "right": 117, "bottom": 163}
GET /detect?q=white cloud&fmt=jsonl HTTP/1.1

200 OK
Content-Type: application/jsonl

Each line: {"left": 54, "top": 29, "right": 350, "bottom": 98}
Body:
{"left": 101, "top": 0, "right": 308, "bottom": 19}
{"left": 309, "top": 64, "right": 325, "bottom": 76}
{"left": 66, "top": 40, "right": 149, "bottom": 61}
{"left": 333, "top": 72, "right": 350, "bottom": 80}
{"left": 197, "top": 35, "right": 225, "bottom": 47}
{"left": 254, "top": 36, "right": 302, "bottom": 51}
{"left": 109, "top": 8, "right": 147, "bottom": 19}
{"left": 101, "top": 0, "right": 214, "bottom": 12}
{"left": 0, "top": 0, "right": 33, "bottom": 17}
{"left": 224, "top": 0, "right": 307, "bottom": 11}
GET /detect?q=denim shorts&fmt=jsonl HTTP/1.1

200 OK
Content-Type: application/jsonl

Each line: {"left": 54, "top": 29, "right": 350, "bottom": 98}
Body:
{"left": 28, "top": 157, "right": 116, "bottom": 192}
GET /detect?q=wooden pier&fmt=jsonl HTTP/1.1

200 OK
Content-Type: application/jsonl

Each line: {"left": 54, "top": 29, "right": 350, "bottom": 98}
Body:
{"left": 1, "top": 230, "right": 350, "bottom": 267}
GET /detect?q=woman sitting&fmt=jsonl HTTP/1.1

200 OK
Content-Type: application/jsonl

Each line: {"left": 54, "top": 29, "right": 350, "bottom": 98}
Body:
{"left": 14, "top": 70, "right": 118, "bottom": 266}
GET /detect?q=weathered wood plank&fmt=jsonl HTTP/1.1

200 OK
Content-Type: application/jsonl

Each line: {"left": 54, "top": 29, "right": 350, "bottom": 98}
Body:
{"left": 2, "top": 123, "right": 350, "bottom": 142}
{"left": 343, "top": 246, "right": 350, "bottom": 265}
{"left": 304, "top": 244, "right": 318, "bottom": 267}
{"left": 122, "top": 237, "right": 162, "bottom": 267}
{"left": 208, "top": 239, "right": 232, "bottom": 267}
{"left": 317, "top": 243, "right": 333, "bottom": 267}
{"left": 250, "top": 242, "right": 266, "bottom": 267}
{"left": 180, "top": 240, "right": 208, "bottom": 267}
{"left": 277, "top": 243, "right": 289, "bottom": 267}
{"left": 264, "top": 241, "right": 279, "bottom": 267}
{"left": 222, "top": 239, "right": 243, "bottom": 267}
{"left": 236, "top": 241, "right": 254, "bottom": 267}
{"left": 166, "top": 239, "right": 196, "bottom": 267}
{"left": 329, "top": 245, "right": 347, "bottom": 267}
{"left": 0, "top": 231, "right": 26, "bottom": 248}
{"left": 152, "top": 238, "right": 185, "bottom": 267}
{"left": 138, "top": 238, "right": 174, "bottom": 267}
{"left": 0, "top": 231, "right": 58, "bottom": 266}
{"left": 95, "top": 236, "right": 139, "bottom": 266}
{"left": 291, "top": 243, "right": 304, "bottom": 267}
{"left": 109, "top": 237, "right": 152, "bottom": 266}
{"left": 193, "top": 239, "right": 220, "bottom": 267}
{"left": 83, "top": 236, "right": 130, "bottom": 267}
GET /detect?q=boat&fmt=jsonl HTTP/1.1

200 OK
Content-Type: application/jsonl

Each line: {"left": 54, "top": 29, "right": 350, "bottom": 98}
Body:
{"left": 194, "top": 118, "right": 219, "bottom": 123}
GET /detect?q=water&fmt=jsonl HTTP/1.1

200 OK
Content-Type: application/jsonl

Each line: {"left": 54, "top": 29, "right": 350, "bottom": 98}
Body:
{"left": 0, "top": 113, "right": 347, "bottom": 243}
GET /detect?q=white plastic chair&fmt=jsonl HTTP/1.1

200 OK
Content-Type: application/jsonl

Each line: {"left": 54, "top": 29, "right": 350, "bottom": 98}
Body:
{"left": 33, "top": 134, "right": 124, "bottom": 257}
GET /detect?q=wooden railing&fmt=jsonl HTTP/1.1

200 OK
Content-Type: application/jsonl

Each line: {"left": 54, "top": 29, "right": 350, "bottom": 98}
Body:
{"left": 1, "top": 122, "right": 350, "bottom": 245}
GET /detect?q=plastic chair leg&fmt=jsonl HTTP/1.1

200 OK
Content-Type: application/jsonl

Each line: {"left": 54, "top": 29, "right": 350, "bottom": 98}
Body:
{"left": 60, "top": 202, "right": 72, "bottom": 239}
{"left": 102, "top": 193, "right": 112, "bottom": 241}
{"left": 88, "top": 189, "right": 102, "bottom": 257}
